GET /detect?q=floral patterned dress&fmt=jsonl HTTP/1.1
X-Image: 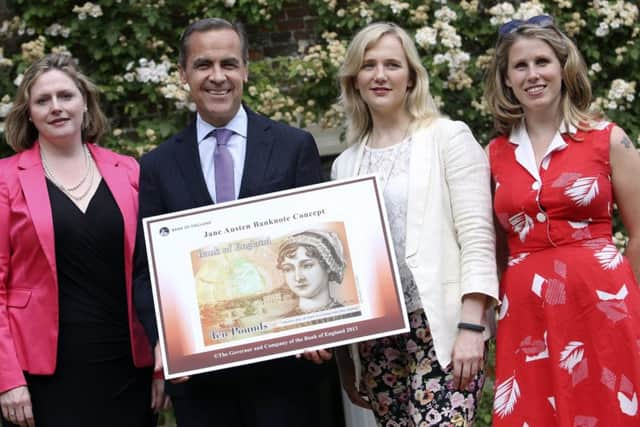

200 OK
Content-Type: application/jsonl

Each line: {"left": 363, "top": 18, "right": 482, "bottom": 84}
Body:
{"left": 489, "top": 122, "right": 640, "bottom": 426}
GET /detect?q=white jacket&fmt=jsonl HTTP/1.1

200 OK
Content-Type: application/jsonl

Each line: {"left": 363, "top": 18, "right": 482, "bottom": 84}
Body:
{"left": 331, "top": 117, "right": 499, "bottom": 369}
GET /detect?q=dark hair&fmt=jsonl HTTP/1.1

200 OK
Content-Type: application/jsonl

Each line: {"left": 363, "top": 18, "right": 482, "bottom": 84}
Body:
{"left": 179, "top": 18, "right": 248, "bottom": 68}
{"left": 5, "top": 53, "right": 107, "bottom": 152}
{"left": 277, "top": 243, "right": 343, "bottom": 283}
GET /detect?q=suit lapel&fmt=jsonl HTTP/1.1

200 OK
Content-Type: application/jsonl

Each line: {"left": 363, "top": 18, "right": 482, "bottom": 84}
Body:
{"left": 17, "top": 145, "right": 57, "bottom": 276}
{"left": 239, "top": 109, "right": 274, "bottom": 198}
{"left": 405, "top": 126, "right": 435, "bottom": 257}
{"left": 174, "top": 123, "right": 213, "bottom": 206}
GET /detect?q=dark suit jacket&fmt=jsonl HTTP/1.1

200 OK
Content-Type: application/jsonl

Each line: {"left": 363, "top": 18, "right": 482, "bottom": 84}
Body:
{"left": 133, "top": 107, "right": 325, "bottom": 393}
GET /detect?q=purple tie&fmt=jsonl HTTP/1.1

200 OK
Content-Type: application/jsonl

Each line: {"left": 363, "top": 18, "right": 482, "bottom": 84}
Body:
{"left": 213, "top": 128, "right": 235, "bottom": 203}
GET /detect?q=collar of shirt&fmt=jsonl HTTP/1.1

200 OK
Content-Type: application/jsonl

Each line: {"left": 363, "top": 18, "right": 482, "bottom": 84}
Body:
{"left": 195, "top": 105, "right": 248, "bottom": 202}
{"left": 507, "top": 119, "right": 574, "bottom": 182}
{"left": 196, "top": 105, "right": 248, "bottom": 144}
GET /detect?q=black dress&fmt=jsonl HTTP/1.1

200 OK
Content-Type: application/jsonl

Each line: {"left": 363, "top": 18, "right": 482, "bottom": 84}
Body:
{"left": 9, "top": 180, "right": 152, "bottom": 427}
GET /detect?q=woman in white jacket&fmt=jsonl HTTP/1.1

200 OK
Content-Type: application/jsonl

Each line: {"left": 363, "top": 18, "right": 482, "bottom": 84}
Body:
{"left": 328, "top": 22, "right": 499, "bottom": 426}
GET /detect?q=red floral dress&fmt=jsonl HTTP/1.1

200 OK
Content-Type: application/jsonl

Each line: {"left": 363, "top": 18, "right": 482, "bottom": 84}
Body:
{"left": 489, "top": 122, "right": 640, "bottom": 426}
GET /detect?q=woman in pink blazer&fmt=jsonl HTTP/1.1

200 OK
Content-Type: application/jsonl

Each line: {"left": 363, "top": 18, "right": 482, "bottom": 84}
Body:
{"left": 0, "top": 53, "right": 166, "bottom": 427}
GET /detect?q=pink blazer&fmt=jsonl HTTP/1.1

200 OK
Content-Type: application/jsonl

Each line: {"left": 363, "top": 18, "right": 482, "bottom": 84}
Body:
{"left": 0, "top": 143, "right": 153, "bottom": 393}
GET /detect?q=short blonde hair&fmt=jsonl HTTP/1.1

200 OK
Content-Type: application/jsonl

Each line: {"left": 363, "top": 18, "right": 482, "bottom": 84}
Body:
{"left": 5, "top": 53, "right": 108, "bottom": 152}
{"left": 483, "top": 22, "right": 596, "bottom": 136}
{"left": 339, "top": 22, "right": 440, "bottom": 145}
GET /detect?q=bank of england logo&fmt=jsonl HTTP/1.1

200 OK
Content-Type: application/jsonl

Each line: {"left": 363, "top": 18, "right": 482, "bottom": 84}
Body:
{"left": 159, "top": 227, "right": 170, "bottom": 236}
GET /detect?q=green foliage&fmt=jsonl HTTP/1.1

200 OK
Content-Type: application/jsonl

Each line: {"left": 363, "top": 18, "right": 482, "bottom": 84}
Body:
{"left": 1, "top": 1, "right": 638, "bottom": 158}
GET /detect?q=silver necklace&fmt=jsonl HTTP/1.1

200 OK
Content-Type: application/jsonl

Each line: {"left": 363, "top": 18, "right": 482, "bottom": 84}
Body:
{"left": 41, "top": 144, "right": 95, "bottom": 201}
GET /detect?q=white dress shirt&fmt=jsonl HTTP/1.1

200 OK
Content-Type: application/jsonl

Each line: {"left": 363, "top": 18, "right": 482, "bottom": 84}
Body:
{"left": 196, "top": 106, "right": 248, "bottom": 202}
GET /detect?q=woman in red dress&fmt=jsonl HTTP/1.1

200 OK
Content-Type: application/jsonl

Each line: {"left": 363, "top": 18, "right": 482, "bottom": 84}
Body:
{"left": 484, "top": 15, "right": 640, "bottom": 426}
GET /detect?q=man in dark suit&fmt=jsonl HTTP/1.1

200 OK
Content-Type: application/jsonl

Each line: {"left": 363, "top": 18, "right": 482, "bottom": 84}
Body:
{"left": 133, "top": 17, "right": 338, "bottom": 427}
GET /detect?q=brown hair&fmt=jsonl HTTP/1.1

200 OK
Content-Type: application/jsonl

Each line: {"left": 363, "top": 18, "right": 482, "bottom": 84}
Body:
{"left": 483, "top": 22, "right": 596, "bottom": 136}
{"left": 4, "top": 53, "right": 107, "bottom": 152}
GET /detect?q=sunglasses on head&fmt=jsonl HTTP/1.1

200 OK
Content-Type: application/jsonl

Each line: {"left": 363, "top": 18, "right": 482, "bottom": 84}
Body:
{"left": 498, "top": 15, "right": 555, "bottom": 36}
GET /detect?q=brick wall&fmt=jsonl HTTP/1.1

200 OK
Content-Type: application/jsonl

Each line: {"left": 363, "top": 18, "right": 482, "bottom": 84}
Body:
{"left": 246, "top": 2, "right": 319, "bottom": 60}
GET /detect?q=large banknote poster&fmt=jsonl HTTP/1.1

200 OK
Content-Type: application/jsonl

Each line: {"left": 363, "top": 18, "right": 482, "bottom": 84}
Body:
{"left": 143, "top": 176, "right": 408, "bottom": 379}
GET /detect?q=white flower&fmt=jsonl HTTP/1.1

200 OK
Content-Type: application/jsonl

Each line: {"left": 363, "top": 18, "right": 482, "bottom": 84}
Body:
{"left": 72, "top": 2, "right": 103, "bottom": 20}
{"left": 14, "top": 74, "right": 23, "bottom": 86}
{"left": 435, "top": 22, "right": 461, "bottom": 49}
{"left": 488, "top": 3, "right": 515, "bottom": 25}
{"left": 0, "top": 95, "right": 13, "bottom": 118}
{"left": 130, "top": 58, "right": 171, "bottom": 83}
{"left": 224, "top": 0, "right": 236, "bottom": 6}
{"left": 512, "top": 1, "right": 546, "bottom": 20}
{"left": 595, "top": 22, "right": 610, "bottom": 37}
{"left": 376, "top": 0, "right": 410, "bottom": 15}
{"left": 488, "top": 1, "right": 546, "bottom": 26}
{"left": 434, "top": 6, "right": 457, "bottom": 23}
{"left": 606, "top": 79, "right": 636, "bottom": 110}
{"left": 433, "top": 54, "right": 447, "bottom": 65}
{"left": 593, "top": 0, "right": 638, "bottom": 30}
{"left": 415, "top": 26, "right": 437, "bottom": 48}
{"left": 44, "top": 23, "right": 71, "bottom": 38}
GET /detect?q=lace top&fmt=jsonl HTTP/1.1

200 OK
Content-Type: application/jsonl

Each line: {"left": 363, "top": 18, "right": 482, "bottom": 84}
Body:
{"left": 358, "top": 137, "right": 422, "bottom": 312}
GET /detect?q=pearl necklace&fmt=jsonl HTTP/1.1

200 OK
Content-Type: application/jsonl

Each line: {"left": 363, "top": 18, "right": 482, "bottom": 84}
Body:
{"left": 41, "top": 144, "right": 95, "bottom": 201}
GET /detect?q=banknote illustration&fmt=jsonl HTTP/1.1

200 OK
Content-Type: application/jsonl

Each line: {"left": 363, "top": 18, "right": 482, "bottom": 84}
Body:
{"left": 191, "top": 223, "right": 361, "bottom": 347}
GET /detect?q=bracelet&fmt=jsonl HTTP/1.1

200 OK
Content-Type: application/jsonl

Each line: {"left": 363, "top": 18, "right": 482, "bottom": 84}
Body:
{"left": 457, "top": 322, "right": 485, "bottom": 332}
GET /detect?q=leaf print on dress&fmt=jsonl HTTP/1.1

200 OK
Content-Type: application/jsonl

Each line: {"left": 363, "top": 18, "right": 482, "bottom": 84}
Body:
{"left": 554, "top": 260, "right": 567, "bottom": 279}
{"left": 494, "top": 376, "right": 521, "bottom": 418}
{"left": 618, "top": 391, "right": 638, "bottom": 416}
{"left": 597, "top": 301, "right": 629, "bottom": 322}
{"left": 509, "top": 212, "right": 534, "bottom": 242}
{"left": 531, "top": 274, "right": 566, "bottom": 304}
{"left": 569, "top": 221, "right": 592, "bottom": 240}
{"left": 601, "top": 367, "right": 616, "bottom": 391}
{"left": 618, "top": 378, "right": 638, "bottom": 418}
{"left": 559, "top": 341, "right": 584, "bottom": 374}
{"left": 519, "top": 332, "right": 549, "bottom": 362}
{"left": 596, "top": 284, "right": 628, "bottom": 301}
{"left": 508, "top": 253, "right": 529, "bottom": 266}
{"left": 565, "top": 177, "right": 599, "bottom": 207}
{"left": 531, "top": 273, "right": 546, "bottom": 298}
{"left": 545, "top": 279, "right": 566, "bottom": 305}
{"left": 596, "top": 285, "right": 629, "bottom": 322}
{"left": 572, "top": 358, "right": 589, "bottom": 387}
{"left": 552, "top": 171, "right": 581, "bottom": 188}
{"left": 594, "top": 244, "right": 623, "bottom": 270}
